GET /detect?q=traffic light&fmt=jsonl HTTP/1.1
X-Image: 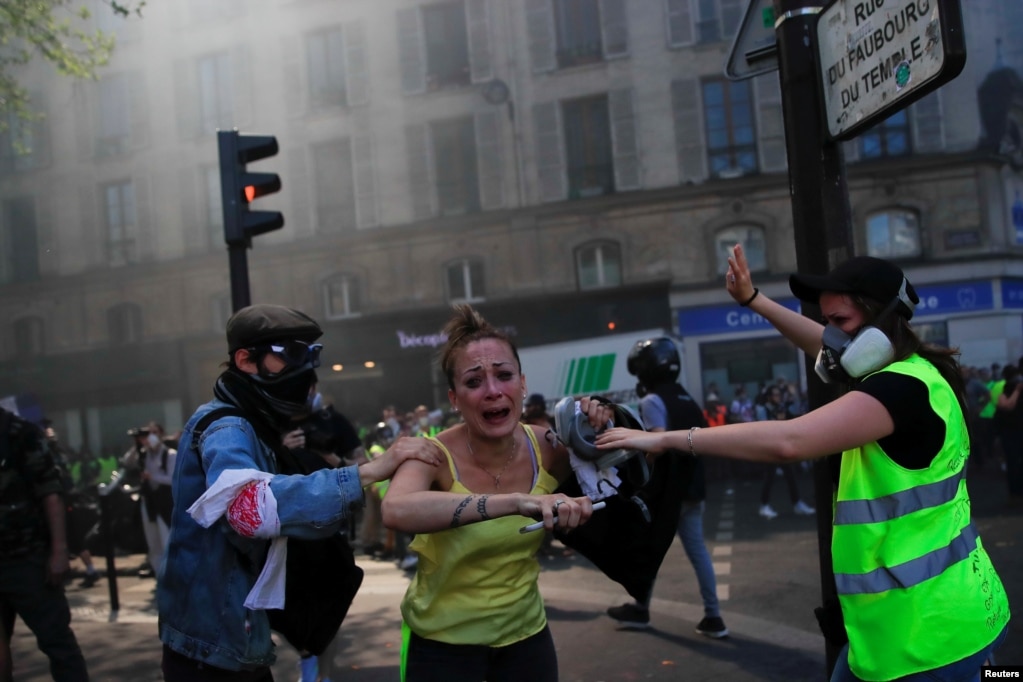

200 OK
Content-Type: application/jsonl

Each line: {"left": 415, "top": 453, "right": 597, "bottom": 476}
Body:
{"left": 218, "top": 129, "right": 284, "bottom": 247}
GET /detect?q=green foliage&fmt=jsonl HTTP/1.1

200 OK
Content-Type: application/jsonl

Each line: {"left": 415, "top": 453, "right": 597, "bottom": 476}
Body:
{"left": 0, "top": 1, "right": 145, "bottom": 135}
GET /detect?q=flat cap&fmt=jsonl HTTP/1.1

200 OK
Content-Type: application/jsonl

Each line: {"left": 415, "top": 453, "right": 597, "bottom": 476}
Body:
{"left": 226, "top": 304, "right": 322, "bottom": 353}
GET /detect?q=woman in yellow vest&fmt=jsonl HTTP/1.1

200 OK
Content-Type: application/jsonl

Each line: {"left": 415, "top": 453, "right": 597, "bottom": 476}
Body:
{"left": 596, "top": 244, "right": 1010, "bottom": 682}
{"left": 382, "top": 304, "right": 609, "bottom": 681}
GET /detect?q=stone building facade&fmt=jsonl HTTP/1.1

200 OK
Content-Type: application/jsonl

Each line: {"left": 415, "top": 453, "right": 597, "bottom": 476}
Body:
{"left": 1, "top": 0, "right": 1021, "bottom": 453}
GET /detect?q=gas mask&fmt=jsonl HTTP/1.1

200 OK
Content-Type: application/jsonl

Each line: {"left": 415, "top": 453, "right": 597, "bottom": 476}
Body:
{"left": 814, "top": 279, "right": 916, "bottom": 384}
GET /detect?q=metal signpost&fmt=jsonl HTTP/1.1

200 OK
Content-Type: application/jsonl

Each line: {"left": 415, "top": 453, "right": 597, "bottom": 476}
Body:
{"left": 816, "top": 0, "right": 966, "bottom": 140}
{"left": 726, "top": 0, "right": 965, "bottom": 675}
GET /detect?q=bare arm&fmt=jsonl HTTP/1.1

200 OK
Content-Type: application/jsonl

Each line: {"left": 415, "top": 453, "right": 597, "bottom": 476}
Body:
{"left": 726, "top": 243, "right": 824, "bottom": 357}
{"left": 997, "top": 382, "right": 1021, "bottom": 411}
{"left": 381, "top": 448, "right": 592, "bottom": 534}
{"left": 597, "top": 390, "right": 894, "bottom": 464}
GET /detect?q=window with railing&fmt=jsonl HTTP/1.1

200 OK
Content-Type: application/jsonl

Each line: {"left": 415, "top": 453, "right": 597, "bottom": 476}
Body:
{"left": 554, "top": 0, "right": 604, "bottom": 68}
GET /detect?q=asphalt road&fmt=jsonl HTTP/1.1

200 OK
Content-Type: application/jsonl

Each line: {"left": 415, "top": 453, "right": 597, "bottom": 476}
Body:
{"left": 9, "top": 466, "right": 1021, "bottom": 681}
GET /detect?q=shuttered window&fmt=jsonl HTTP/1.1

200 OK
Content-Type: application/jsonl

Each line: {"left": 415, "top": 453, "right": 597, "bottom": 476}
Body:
{"left": 104, "top": 180, "right": 137, "bottom": 266}
{"left": 703, "top": 78, "right": 757, "bottom": 177}
{"left": 307, "top": 27, "right": 348, "bottom": 108}
{"left": 423, "top": 2, "right": 471, "bottom": 89}
{"left": 528, "top": 0, "right": 628, "bottom": 72}
{"left": 564, "top": 95, "right": 614, "bottom": 199}
{"left": 313, "top": 139, "right": 357, "bottom": 232}
{"left": 13, "top": 317, "right": 45, "bottom": 357}
{"left": 108, "top": 303, "right": 143, "bottom": 345}
{"left": 433, "top": 117, "right": 481, "bottom": 215}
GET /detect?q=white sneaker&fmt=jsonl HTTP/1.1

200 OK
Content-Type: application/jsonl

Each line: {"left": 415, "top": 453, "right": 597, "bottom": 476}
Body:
{"left": 793, "top": 500, "right": 816, "bottom": 515}
{"left": 758, "top": 504, "right": 778, "bottom": 519}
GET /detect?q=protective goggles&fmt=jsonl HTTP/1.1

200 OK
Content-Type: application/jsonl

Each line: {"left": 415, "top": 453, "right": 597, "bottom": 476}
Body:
{"left": 254, "top": 340, "right": 323, "bottom": 370}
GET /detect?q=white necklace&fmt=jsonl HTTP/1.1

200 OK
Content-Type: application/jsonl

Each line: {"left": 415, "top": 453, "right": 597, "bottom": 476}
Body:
{"left": 466, "top": 431, "right": 517, "bottom": 488}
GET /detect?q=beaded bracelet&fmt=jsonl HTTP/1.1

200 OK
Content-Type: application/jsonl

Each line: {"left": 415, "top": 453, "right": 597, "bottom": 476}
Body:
{"left": 687, "top": 426, "right": 701, "bottom": 457}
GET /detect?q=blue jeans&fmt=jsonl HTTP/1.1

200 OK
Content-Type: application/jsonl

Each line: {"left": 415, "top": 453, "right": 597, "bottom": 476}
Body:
{"left": 830, "top": 624, "right": 1008, "bottom": 682}
{"left": 677, "top": 501, "right": 720, "bottom": 618}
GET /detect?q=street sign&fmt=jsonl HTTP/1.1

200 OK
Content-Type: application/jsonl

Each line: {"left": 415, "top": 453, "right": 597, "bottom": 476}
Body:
{"left": 816, "top": 0, "right": 966, "bottom": 140}
{"left": 725, "top": 0, "right": 778, "bottom": 81}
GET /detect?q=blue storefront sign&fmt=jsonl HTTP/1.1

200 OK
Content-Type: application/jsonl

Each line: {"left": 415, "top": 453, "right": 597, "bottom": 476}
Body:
{"left": 1002, "top": 279, "right": 1023, "bottom": 309}
{"left": 677, "top": 279, "right": 1016, "bottom": 338}
{"left": 677, "top": 298, "right": 801, "bottom": 336}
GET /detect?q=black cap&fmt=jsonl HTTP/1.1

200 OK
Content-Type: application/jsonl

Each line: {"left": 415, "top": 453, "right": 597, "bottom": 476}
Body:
{"left": 226, "top": 304, "right": 322, "bottom": 353}
{"left": 525, "top": 393, "right": 546, "bottom": 408}
{"left": 789, "top": 257, "right": 919, "bottom": 319}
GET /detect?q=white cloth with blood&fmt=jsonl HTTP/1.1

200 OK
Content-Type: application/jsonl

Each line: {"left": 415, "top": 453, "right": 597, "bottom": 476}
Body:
{"left": 187, "top": 469, "right": 288, "bottom": 609}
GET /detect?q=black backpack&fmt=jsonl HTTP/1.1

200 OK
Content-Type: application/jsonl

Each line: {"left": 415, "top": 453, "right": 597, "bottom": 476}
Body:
{"left": 192, "top": 408, "right": 364, "bottom": 656}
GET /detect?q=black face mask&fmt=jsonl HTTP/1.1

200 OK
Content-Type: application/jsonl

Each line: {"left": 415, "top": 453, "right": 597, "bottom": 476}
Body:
{"left": 249, "top": 366, "right": 318, "bottom": 418}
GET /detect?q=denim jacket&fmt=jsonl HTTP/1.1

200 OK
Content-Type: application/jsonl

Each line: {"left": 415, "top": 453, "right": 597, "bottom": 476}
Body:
{"left": 157, "top": 399, "right": 365, "bottom": 671}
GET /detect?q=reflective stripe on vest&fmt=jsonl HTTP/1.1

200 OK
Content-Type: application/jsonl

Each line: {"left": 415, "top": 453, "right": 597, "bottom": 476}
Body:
{"left": 833, "top": 467, "right": 965, "bottom": 527}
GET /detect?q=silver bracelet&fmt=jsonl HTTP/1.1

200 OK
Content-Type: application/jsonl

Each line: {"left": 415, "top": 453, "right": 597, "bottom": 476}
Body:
{"left": 687, "top": 426, "right": 701, "bottom": 457}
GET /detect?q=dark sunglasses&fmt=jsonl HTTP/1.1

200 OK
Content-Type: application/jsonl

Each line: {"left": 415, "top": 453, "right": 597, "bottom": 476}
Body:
{"left": 253, "top": 340, "right": 322, "bottom": 369}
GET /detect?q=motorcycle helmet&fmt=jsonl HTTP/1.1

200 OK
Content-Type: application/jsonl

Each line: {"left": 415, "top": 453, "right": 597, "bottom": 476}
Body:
{"left": 626, "top": 337, "right": 680, "bottom": 386}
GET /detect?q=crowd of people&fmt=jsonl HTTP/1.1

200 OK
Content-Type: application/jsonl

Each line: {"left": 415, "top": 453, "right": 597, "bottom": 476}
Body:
{"left": 2, "top": 246, "right": 1017, "bottom": 681}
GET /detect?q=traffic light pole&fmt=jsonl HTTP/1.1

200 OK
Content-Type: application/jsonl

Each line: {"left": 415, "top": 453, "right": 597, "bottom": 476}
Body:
{"left": 229, "top": 244, "right": 252, "bottom": 311}
{"left": 218, "top": 130, "right": 283, "bottom": 313}
{"left": 773, "top": 0, "right": 854, "bottom": 675}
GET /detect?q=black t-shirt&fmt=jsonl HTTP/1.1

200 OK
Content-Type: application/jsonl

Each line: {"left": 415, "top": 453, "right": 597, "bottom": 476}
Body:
{"left": 853, "top": 371, "right": 946, "bottom": 470}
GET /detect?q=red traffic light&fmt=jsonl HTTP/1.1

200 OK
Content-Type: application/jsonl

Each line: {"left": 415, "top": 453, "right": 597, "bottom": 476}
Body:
{"left": 244, "top": 185, "right": 256, "bottom": 202}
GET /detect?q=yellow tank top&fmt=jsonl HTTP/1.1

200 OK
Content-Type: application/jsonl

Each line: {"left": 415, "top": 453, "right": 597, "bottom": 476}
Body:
{"left": 400, "top": 425, "right": 558, "bottom": 646}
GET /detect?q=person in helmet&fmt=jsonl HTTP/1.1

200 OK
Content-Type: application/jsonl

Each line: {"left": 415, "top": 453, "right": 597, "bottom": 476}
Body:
{"left": 597, "top": 245, "right": 1010, "bottom": 681}
{"left": 604, "top": 337, "right": 728, "bottom": 638}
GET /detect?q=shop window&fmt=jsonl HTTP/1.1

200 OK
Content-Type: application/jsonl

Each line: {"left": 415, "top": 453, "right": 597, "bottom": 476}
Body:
{"left": 447, "top": 258, "right": 485, "bottom": 302}
{"left": 860, "top": 109, "right": 911, "bottom": 159}
{"left": 576, "top": 241, "right": 622, "bottom": 290}
{"left": 866, "top": 208, "right": 921, "bottom": 259}
{"left": 1, "top": 196, "right": 40, "bottom": 283}
{"left": 715, "top": 225, "right": 766, "bottom": 274}
{"left": 703, "top": 78, "right": 757, "bottom": 178}
{"left": 564, "top": 95, "right": 614, "bottom": 199}
{"left": 108, "top": 303, "right": 143, "bottom": 345}
{"left": 13, "top": 317, "right": 45, "bottom": 357}
{"left": 324, "top": 274, "right": 362, "bottom": 319}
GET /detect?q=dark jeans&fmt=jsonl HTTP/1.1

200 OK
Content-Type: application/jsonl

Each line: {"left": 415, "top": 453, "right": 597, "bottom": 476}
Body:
{"left": 404, "top": 625, "right": 558, "bottom": 682}
{"left": 761, "top": 463, "right": 802, "bottom": 506}
{"left": 0, "top": 552, "right": 89, "bottom": 682}
{"left": 162, "top": 645, "right": 274, "bottom": 682}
